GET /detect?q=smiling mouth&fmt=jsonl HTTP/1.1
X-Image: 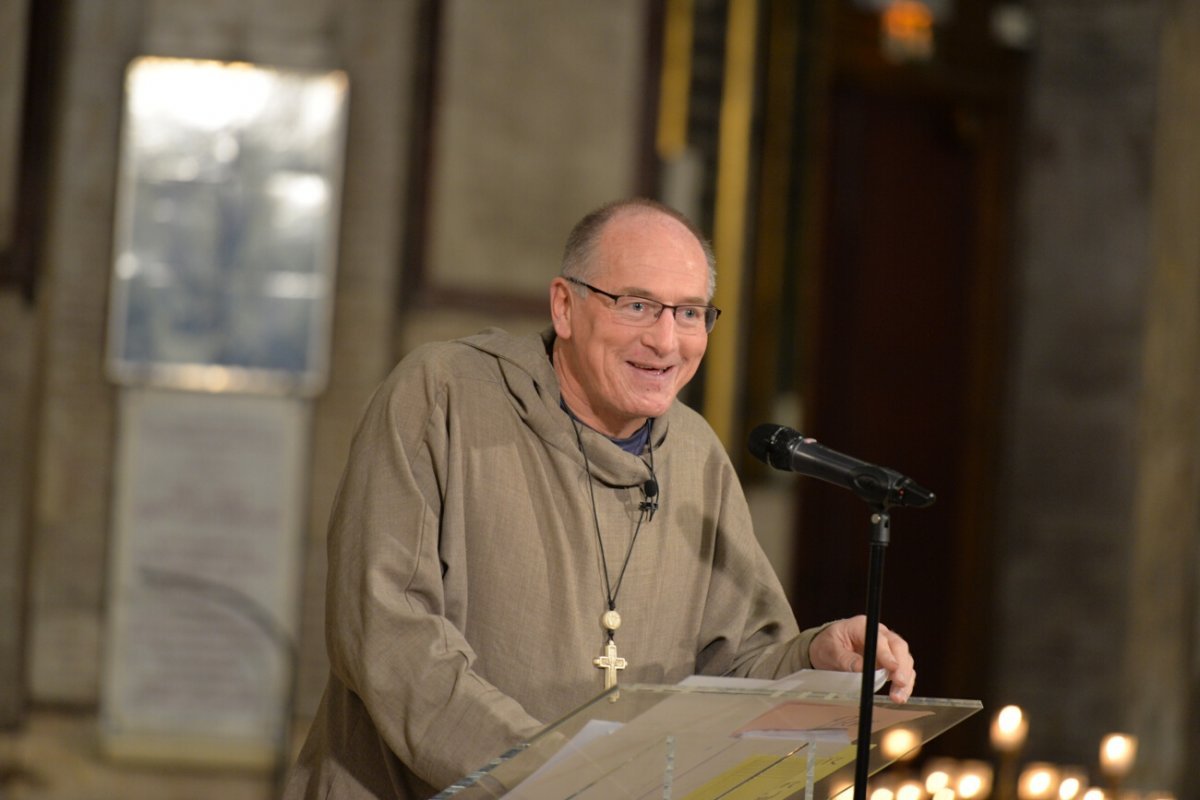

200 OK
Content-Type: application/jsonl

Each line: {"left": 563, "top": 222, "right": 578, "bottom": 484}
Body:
{"left": 630, "top": 361, "right": 672, "bottom": 375}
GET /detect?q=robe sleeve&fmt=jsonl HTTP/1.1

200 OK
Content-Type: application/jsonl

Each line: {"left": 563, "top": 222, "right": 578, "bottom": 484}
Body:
{"left": 694, "top": 451, "right": 830, "bottom": 680}
{"left": 323, "top": 349, "right": 543, "bottom": 792}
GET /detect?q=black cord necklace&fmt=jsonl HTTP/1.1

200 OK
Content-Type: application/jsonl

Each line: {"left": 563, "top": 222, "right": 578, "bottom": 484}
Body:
{"left": 570, "top": 417, "right": 656, "bottom": 689}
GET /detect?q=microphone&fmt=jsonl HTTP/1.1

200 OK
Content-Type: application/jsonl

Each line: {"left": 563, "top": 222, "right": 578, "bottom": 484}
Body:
{"left": 640, "top": 477, "right": 659, "bottom": 517}
{"left": 747, "top": 424, "right": 935, "bottom": 510}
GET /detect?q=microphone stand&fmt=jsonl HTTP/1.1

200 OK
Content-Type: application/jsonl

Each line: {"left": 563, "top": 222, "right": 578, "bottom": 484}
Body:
{"left": 744, "top": 423, "right": 933, "bottom": 799}
{"left": 853, "top": 507, "right": 889, "bottom": 800}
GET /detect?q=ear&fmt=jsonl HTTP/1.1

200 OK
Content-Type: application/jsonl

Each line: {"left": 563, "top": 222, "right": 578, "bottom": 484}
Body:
{"left": 549, "top": 277, "right": 574, "bottom": 340}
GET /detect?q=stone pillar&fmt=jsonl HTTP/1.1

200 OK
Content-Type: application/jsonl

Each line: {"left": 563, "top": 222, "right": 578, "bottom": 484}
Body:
{"left": 0, "top": 294, "right": 37, "bottom": 725}
{"left": 1125, "top": 0, "right": 1200, "bottom": 793}
{"left": 25, "top": 0, "right": 140, "bottom": 705}
{"left": 993, "top": 0, "right": 1163, "bottom": 765}
{"left": 0, "top": 0, "right": 33, "bottom": 727}
{"left": 291, "top": 0, "right": 420, "bottom": 717}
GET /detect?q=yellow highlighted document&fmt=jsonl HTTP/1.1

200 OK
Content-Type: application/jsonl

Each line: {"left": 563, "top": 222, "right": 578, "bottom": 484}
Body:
{"left": 681, "top": 744, "right": 858, "bottom": 800}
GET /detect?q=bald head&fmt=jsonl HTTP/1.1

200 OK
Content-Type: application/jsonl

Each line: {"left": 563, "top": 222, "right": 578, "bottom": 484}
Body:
{"left": 561, "top": 198, "right": 716, "bottom": 300}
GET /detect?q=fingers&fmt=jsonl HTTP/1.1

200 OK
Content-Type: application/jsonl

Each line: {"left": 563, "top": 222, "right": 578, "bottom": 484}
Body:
{"left": 808, "top": 617, "right": 917, "bottom": 704}
{"left": 876, "top": 626, "right": 916, "bottom": 703}
{"left": 808, "top": 617, "right": 862, "bottom": 673}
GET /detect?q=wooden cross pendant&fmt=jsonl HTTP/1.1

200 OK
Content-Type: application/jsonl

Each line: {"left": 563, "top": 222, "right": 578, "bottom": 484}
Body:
{"left": 593, "top": 638, "right": 627, "bottom": 690}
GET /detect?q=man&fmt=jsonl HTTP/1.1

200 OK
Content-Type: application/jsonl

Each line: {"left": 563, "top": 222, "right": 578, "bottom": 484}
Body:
{"left": 286, "top": 199, "right": 915, "bottom": 799}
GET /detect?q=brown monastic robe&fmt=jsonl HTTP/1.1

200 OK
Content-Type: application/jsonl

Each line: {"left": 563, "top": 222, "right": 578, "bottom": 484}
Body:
{"left": 285, "top": 329, "right": 824, "bottom": 799}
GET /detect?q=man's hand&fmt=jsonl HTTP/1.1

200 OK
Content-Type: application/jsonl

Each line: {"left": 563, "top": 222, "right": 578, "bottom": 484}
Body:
{"left": 808, "top": 615, "right": 916, "bottom": 703}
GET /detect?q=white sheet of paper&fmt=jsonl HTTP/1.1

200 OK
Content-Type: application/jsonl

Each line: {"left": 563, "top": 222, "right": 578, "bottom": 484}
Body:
{"left": 677, "top": 668, "right": 888, "bottom": 695}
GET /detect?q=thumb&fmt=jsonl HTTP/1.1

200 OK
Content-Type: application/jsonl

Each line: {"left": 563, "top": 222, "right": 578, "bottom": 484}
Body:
{"left": 838, "top": 653, "right": 865, "bottom": 673}
{"left": 811, "top": 619, "right": 869, "bottom": 673}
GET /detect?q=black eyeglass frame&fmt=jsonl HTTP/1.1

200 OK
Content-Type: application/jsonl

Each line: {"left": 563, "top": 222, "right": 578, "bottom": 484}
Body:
{"left": 565, "top": 277, "right": 722, "bottom": 334}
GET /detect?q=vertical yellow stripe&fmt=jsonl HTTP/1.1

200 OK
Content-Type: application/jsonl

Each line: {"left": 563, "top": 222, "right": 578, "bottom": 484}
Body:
{"left": 744, "top": 0, "right": 800, "bottom": 435}
{"left": 704, "top": 0, "right": 758, "bottom": 450}
{"left": 657, "top": 0, "right": 695, "bottom": 159}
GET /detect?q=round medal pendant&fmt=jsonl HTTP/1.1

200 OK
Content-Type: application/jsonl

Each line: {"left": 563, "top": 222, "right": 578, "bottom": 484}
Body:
{"left": 601, "top": 609, "right": 622, "bottom": 633}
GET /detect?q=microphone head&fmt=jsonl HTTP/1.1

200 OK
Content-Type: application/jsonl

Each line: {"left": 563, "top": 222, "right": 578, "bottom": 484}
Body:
{"left": 747, "top": 423, "right": 781, "bottom": 463}
{"left": 640, "top": 477, "right": 660, "bottom": 518}
{"left": 747, "top": 423, "right": 802, "bottom": 470}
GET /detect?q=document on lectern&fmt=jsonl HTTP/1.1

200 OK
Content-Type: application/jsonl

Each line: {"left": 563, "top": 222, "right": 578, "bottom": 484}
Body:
{"left": 679, "top": 667, "right": 890, "bottom": 694}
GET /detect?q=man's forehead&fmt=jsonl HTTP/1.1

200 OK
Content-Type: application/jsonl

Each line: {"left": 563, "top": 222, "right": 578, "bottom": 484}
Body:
{"left": 596, "top": 211, "right": 704, "bottom": 265}
{"left": 588, "top": 213, "right": 705, "bottom": 293}
{"left": 599, "top": 206, "right": 690, "bottom": 240}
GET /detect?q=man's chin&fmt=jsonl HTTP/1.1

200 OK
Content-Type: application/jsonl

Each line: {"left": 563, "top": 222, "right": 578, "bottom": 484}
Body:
{"left": 628, "top": 398, "right": 674, "bottom": 421}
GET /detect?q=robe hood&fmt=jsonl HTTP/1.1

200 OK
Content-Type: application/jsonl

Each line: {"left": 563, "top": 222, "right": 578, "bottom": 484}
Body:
{"left": 456, "top": 327, "right": 667, "bottom": 490}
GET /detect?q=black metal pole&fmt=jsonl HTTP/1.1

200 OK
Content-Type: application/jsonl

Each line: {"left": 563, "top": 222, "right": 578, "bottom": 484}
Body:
{"left": 852, "top": 510, "right": 890, "bottom": 800}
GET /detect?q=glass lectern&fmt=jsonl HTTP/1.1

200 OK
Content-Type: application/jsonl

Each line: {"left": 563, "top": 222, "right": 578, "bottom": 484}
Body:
{"left": 436, "top": 684, "right": 981, "bottom": 800}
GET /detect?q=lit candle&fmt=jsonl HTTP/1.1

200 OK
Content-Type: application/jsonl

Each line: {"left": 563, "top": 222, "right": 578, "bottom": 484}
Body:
{"left": 922, "top": 757, "right": 959, "bottom": 794}
{"left": 1056, "top": 779, "right": 1079, "bottom": 800}
{"left": 955, "top": 760, "right": 994, "bottom": 800}
{"left": 992, "top": 705, "right": 1028, "bottom": 800}
{"left": 882, "top": 727, "right": 923, "bottom": 762}
{"left": 1080, "top": 789, "right": 1105, "bottom": 800}
{"left": 1018, "top": 763, "right": 1060, "bottom": 800}
{"left": 1055, "top": 767, "right": 1088, "bottom": 800}
{"left": 871, "top": 787, "right": 897, "bottom": 800}
{"left": 991, "top": 705, "right": 1029, "bottom": 753}
{"left": 1099, "top": 733, "right": 1137, "bottom": 779}
{"left": 897, "top": 779, "right": 926, "bottom": 800}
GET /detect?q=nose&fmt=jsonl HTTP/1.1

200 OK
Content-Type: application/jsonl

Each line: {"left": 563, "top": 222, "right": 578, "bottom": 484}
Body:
{"left": 639, "top": 308, "right": 679, "bottom": 352}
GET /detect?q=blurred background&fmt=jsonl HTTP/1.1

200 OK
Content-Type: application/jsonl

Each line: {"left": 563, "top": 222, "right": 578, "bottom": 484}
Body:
{"left": 0, "top": 0, "right": 1196, "bottom": 798}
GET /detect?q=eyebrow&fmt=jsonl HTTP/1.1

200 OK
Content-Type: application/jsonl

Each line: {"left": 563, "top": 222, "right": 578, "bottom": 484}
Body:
{"left": 618, "top": 286, "right": 710, "bottom": 306}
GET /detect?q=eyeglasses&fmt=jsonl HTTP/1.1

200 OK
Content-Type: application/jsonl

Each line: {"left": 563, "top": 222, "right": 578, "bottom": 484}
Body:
{"left": 566, "top": 277, "right": 721, "bottom": 334}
